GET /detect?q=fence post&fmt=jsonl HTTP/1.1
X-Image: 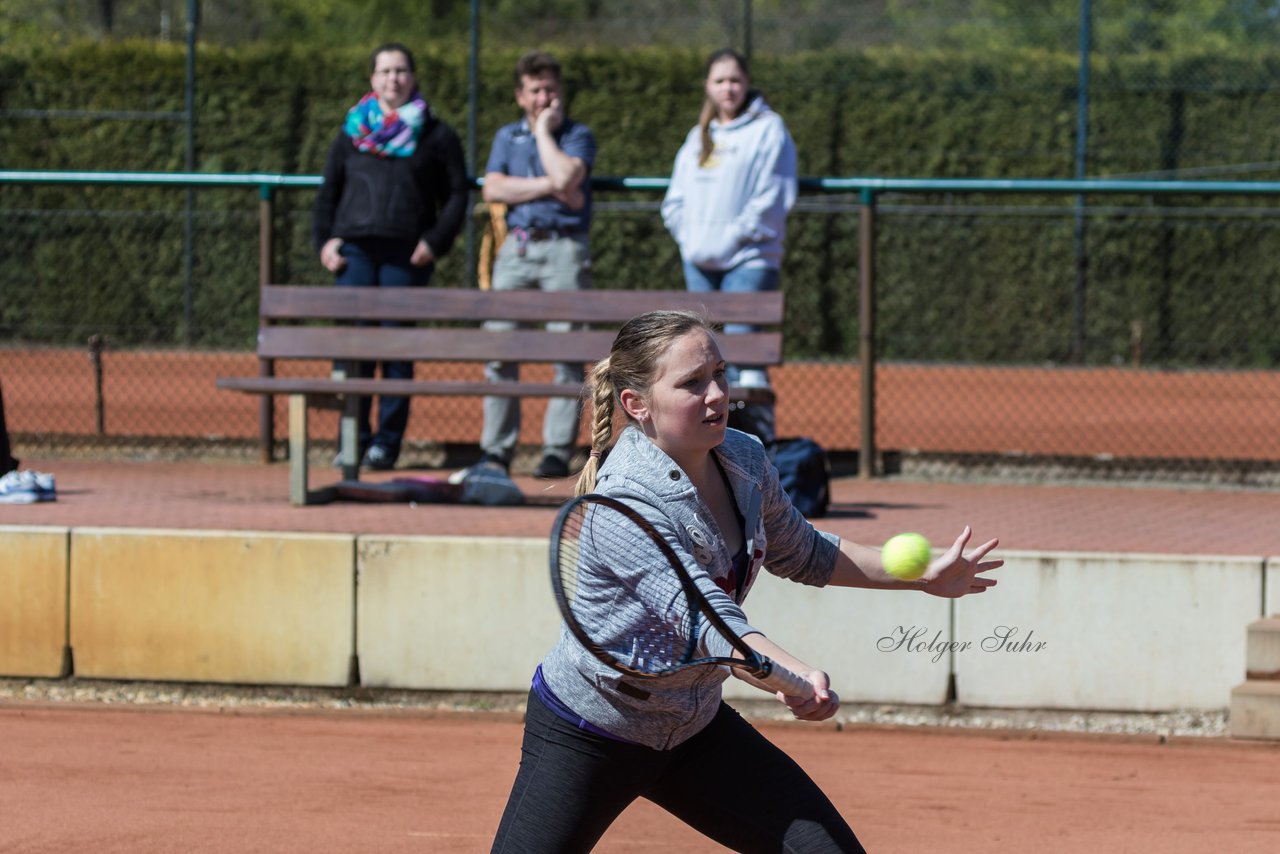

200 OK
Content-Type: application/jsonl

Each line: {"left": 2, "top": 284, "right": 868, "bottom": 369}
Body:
{"left": 182, "top": 0, "right": 199, "bottom": 346}
{"left": 858, "top": 188, "right": 877, "bottom": 479}
{"left": 88, "top": 334, "right": 105, "bottom": 436}
{"left": 258, "top": 184, "right": 276, "bottom": 464}
{"left": 1071, "top": 0, "right": 1093, "bottom": 363}
{"left": 464, "top": 0, "right": 480, "bottom": 290}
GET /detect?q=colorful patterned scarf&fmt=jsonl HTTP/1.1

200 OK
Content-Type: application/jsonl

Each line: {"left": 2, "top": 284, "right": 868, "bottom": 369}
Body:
{"left": 344, "top": 90, "right": 428, "bottom": 158}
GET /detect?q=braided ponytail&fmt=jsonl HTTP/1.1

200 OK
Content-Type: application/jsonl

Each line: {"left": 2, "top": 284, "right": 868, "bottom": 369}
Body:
{"left": 574, "top": 310, "right": 713, "bottom": 497}
{"left": 574, "top": 358, "right": 616, "bottom": 496}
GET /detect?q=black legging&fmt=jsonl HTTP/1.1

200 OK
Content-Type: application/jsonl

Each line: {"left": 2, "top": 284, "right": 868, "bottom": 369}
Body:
{"left": 0, "top": 379, "right": 16, "bottom": 474}
{"left": 492, "top": 691, "right": 866, "bottom": 853}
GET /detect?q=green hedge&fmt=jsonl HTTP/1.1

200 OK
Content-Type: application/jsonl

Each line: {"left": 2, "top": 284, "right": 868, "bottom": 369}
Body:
{"left": 2, "top": 41, "right": 1279, "bottom": 367}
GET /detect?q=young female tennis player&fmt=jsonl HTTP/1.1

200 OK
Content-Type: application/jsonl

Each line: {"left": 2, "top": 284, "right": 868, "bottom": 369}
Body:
{"left": 491, "top": 310, "right": 1001, "bottom": 853}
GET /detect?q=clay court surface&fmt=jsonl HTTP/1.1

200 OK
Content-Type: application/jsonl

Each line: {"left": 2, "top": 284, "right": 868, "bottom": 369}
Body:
{"left": 2, "top": 703, "right": 1278, "bottom": 853}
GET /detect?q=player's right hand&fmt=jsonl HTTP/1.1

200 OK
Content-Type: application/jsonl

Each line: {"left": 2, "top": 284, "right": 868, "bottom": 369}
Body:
{"left": 778, "top": 671, "right": 839, "bottom": 722}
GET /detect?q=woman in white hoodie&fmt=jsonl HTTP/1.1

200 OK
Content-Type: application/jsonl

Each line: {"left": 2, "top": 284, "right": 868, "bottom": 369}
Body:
{"left": 661, "top": 48, "right": 797, "bottom": 443}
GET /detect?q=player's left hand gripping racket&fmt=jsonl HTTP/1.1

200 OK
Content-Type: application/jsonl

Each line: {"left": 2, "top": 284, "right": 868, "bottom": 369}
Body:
{"left": 549, "top": 493, "right": 814, "bottom": 698}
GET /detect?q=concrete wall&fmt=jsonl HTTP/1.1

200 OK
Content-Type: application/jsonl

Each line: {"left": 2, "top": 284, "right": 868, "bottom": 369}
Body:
{"left": 1, "top": 524, "right": 1271, "bottom": 711}
{"left": 0, "top": 526, "right": 69, "bottom": 678}
{"left": 69, "top": 528, "right": 354, "bottom": 686}
{"left": 955, "top": 551, "right": 1261, "bottom": 710}
{"left": 356, "top": 536, "right": 560, "bottom": 690}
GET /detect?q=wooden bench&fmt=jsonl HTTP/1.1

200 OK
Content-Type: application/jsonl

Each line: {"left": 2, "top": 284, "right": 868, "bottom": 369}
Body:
{"left": 217, "top": 285, "right": 784, "bottom": 505}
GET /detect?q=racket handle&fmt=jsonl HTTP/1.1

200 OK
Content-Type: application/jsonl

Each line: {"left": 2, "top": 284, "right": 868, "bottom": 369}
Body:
{"left": 757, "top": 657, "right": 817, "bottom": 699}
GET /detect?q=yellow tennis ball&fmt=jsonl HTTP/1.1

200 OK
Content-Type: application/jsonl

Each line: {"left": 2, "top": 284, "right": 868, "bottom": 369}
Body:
{"left": 882, "top": 532, "right": 931, "bottom": 581}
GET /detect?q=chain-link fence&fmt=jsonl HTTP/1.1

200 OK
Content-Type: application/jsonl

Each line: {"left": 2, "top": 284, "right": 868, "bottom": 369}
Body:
{"left": 3, "top": 175, "right": 1279, "bottom": 484}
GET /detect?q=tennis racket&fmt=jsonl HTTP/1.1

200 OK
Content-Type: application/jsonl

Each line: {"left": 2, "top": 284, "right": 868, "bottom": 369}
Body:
{"left": 549, "top": 493, "right": 814, "bottom": 698}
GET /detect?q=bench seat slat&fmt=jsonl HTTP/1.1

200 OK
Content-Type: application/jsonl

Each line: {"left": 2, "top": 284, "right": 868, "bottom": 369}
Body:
{"left": 219, "top": 377, "right": 583, "bottom": 397}
{"left": 260, "top": 285, "right": 783, "bottom": 325}
{"left": 256, "top": 327, "right": 782, "bottom": 365}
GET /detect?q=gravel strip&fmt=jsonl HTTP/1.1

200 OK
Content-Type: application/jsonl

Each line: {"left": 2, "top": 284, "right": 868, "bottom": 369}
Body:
{"left": 0, "top": 678, "right": 1227, "bottom": 738}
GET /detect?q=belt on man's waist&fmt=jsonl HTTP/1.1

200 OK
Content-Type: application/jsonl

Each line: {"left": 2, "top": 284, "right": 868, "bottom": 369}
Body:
{"left": 512, "top": 226, "right": 580, "bottom": 242}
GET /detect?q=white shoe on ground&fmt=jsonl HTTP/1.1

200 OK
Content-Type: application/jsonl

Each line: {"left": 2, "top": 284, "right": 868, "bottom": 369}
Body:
{"left": 0, "top": 470, "right": 39, "bottom": 504}
{"left": 735, "top": 369, "right": 772, "bottom": 389}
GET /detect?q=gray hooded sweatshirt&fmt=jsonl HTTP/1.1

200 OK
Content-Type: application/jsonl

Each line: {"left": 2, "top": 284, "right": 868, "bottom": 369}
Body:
{"left": 661, "top": 94, "right": 798, "bottom": 271}
{"left": 539, "top": 426, "right": 840, "bottom": 750}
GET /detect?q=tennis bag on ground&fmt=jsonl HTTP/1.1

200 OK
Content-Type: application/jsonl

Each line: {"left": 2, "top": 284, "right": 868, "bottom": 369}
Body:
{"left": 768, "top": 437, "right": 831, "bottom": 518}
{"left": 449, "top": 462, "right": 525, "bottom": 506}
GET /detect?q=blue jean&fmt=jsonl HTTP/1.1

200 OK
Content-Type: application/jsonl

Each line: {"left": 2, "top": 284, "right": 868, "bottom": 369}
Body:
{"left": 682, "top": 262, "right": 779, "bottom": 378}
{"left": 492, "top": 690, "right": 864, "bottom": 853}
{"left": 683, "top": 262, "right": 779, "bottom": 443}
{"left": 335, "top": 238, "right": 433, "bottom": 459}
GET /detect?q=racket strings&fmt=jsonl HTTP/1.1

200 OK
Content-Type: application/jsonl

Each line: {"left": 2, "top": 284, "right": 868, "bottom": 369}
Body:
{"left": 556, "top": 500, "right": 697, "bottom": 676}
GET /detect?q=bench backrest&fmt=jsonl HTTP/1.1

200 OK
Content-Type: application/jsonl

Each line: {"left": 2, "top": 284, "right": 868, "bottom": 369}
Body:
{"left": 257, "top": 286, "right": 784, "bottom": 366}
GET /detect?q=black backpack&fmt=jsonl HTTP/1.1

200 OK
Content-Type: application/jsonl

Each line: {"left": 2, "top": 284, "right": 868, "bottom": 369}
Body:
{"left": 768, "top": 437, "right": 831, "bottom": 518}
{"left": 729, "top": 400, "right": 831, "bottom": 518}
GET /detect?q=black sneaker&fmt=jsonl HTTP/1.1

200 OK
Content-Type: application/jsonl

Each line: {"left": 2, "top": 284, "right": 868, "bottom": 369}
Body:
{"left": 532, "top": 455, "right": 570, "bottom": 479}
{"left": 361, "top": 445, "right": 397, "bottom": 471}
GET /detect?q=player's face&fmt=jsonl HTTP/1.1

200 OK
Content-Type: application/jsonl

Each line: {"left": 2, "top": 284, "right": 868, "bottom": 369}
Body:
{"left": 704, "top": 57, "right": 749, "bottom": 122}
{"left": 637, "top": 329, "right": 730, "bottom": 464}
{"left": 515, "top": 72, "right": 561, "bottom": 124}
{"left": 370, "top": 50, "right": 416, "bottom": 112}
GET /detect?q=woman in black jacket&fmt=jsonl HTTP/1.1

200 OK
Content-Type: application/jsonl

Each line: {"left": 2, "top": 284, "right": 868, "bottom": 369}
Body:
{"left": 312, "top": 42, "right": 469, "bottom": 470}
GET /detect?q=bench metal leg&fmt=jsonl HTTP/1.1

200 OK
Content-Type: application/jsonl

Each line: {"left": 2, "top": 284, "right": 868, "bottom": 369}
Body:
{"left": 284, "top": 392, "right": 341, "bottom": 507}
{"left": 288, "top": 394, "right": 310, "bottom": 506}
{"left": 331, "top": 361, "right": 361, "bottom": 482}
{"left": 339, "top": 393, "right": 360, "bottom": 481}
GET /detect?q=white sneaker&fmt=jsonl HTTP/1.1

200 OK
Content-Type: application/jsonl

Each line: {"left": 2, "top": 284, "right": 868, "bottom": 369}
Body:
{"left": 26, "top": 470, "right": 56, "bottom": 500}
{"left": 0, "top": 470, "right": 38, "bottom": 505}
{"left": 735, "top": 369, "right": 772, "bottom": 389}
{"left": 5, "top": 469, "right": 55, "bottom": 501}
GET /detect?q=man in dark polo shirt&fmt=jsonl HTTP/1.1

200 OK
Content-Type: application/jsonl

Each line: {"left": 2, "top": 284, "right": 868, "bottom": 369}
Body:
{"left": 479, "top": 50, "right": 597, "bottom": 480}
